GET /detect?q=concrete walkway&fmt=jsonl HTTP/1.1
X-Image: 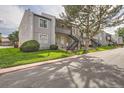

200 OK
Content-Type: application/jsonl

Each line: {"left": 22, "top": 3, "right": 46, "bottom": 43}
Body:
{"left": 0, "top": 46, "right": 13, "bottom": 48}
{"left": 0, "top": 48, "right": 124, "bottom": 88}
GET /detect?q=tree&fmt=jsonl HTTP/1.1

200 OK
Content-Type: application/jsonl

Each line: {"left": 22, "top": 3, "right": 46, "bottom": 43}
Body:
{"left": 8, "top": 31, "right": 19, "bottom": 48}
{"left": 116, "top": 27, "right": 124, "bottom": 41}
{"left": 0, "top": 33, "right": 2, "bottom": 44}
{"left": 60, "top": 5, "right": 124, "bottom": 53}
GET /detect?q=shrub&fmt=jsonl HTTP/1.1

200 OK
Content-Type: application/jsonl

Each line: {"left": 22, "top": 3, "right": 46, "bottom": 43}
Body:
{"left": 50, "top": 44, "right": 58, "bottom": 50}
{"left": 20, "top": 40, "right": 40, "bottom": 52}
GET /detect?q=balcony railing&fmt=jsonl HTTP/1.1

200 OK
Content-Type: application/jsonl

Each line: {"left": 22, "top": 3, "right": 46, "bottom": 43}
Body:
{"left": 55, "top": 27, "right": 71, "bottom": 35}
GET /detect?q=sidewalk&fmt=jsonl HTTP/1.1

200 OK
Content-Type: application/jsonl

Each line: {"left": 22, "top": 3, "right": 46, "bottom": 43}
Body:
{"left": 0, "top": 46, "right": 13, "bottom": 48}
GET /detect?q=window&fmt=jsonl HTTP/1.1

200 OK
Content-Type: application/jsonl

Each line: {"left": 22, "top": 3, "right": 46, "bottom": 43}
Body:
{"left": 40, "top": 19, "right": 48, "bottom": 28}
{"left": 40, "top": 34, "right": 48, "bottom": 44}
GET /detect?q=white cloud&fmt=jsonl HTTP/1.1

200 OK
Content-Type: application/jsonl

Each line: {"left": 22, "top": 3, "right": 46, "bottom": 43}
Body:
{"left": 19, "top": 5, "right": 64, "bottom": 18}
{"left": 0, "top": 5, "right": 24, "bottom": 36}
{"left": 20, "top": 5, "right": 64, "bottom": 18}
{"left": 0, "top": 5, "right": 24, "bottom": 29}
{"left": 0, "top": 5, "right": 64, "bottom": 36}
{"left": 105, "top": 24, "right": 124, "bottom": 35}
{"left": 0, "top": 5, "right": 123, "bottom": 37}
{"left": 38, "top": 5, "right": 64, "bottom": 18}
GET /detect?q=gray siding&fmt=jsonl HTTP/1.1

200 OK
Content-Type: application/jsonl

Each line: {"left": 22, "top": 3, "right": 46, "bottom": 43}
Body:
{"left": 33, "top": 15, "right": 51, "bottom": 49}
{"left": 19, "top": 11, "right": 56, "bottom": 49}
{"left": 19, "top": 10, "right": 34, "bottom": 47}
{"left": 33, "top": 14, "right": 55, "bottom": 49}
{"left": 94, "top": 32, "right": 109, "bottom": 45}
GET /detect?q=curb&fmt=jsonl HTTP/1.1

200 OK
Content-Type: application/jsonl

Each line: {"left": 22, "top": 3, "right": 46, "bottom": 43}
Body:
{"left": 0, "top": 55, "right": 82, "bottom": 75}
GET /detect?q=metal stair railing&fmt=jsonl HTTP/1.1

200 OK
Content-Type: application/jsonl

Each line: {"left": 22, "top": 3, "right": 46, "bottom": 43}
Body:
{"left": 91, "top": 39, "right": 101, "bottom": 47}
{"left": 67, "top": 35, "right": 79, "bottom": 50}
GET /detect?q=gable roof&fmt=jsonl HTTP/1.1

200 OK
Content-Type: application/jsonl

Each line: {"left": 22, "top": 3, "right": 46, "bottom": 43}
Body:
{"left": 33, "top": 13, "right": 52, "bottom": 21}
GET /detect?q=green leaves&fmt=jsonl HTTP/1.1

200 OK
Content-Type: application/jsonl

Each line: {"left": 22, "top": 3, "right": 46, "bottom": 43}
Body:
{"left": 0, "top": 33, "right": 2, "bottom": 43}
{"left": 116, "top": 27, "right": 124, "bottom": 41}
{"left": 8, "top": 31, "right": 19, "bottom": 44}
{"left": 61, "top": 5, "right": 124, "bottom": 33}
{"left": 61, "top": 5, "right": 124, "bottom": 50}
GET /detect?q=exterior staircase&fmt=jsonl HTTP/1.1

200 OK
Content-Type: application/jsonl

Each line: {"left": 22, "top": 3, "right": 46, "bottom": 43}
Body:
{"left": 55, "top": 27, "right": 80, "bottom": 50}
{"left": 108, "top": 39, "right": 117, "bottom": 45}
{"left": 91, "top": 38, "right": 101, "bottom": 47}
{"left": 67, "top": 35, "right": 79, "bottom": 50}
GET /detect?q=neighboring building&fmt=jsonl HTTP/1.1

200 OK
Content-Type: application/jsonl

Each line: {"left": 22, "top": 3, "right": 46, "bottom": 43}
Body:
{"left": 0, "top": 37, "right": 12, "bottom": 46}
{"left": 19, "top": 10, "right": 123, "bottom": 50}
{"left": 93, "top": 31, "right": 110, "bottom": 46}
{"left": 112, "top": 34, "right": 123, "bottom": 45}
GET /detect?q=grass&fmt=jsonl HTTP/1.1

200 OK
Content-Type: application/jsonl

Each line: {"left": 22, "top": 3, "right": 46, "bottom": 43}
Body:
{"left": 75, "top": 45, "right": 117, "bottom": 54}
{"left": 90, "top": 45, "right": 117, "bottom": 53}
{"left": 0, "top": 48, "right": 73, "bottom": 68}
{"left": 0, "top": 45, "right": 117, "bottom": 68}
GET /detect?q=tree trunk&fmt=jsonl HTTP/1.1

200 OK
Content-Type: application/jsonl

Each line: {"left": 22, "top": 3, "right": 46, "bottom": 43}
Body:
{"left": 83, "top": 38, "right": 90, "bottom": 53}
{"left": 14, "top": 42, "right": 18, "bottom": 48}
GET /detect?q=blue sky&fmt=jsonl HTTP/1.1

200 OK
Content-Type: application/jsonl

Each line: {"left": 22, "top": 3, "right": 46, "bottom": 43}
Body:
{"left": 0, "top": 5, "right": 123, "bottom": 37}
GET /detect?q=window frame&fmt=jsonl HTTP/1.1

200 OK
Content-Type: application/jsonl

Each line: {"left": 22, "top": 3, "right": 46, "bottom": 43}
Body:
{"left": 39, "top": 18, "right": 48, "bottom": 28}
{"left": 39, "top": 34, "right": 48, "bottom": 44}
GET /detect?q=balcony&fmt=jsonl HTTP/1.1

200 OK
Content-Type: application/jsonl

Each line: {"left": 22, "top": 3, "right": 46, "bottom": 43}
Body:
{"left": 55, "top": 27, "right": 71, "bottom": 35}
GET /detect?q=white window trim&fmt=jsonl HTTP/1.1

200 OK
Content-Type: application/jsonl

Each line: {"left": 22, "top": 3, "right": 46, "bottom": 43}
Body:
{"left": 39, "top": 33, "right": 49, "bottom": 44}
{"left": 39, "top": 18, "right": 48, "bottom": 29}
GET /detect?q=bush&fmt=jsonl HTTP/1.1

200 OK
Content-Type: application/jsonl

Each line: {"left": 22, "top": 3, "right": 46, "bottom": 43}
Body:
{"left": 20, "top": 40, "right": 40, "bottom": 52}
{"left": 50, "top": 44, "right": 58, "bottom": 50}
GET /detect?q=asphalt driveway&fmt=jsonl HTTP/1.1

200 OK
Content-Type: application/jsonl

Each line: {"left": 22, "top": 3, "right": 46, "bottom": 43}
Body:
{"left": 87, "top": 47, "right": 124, "bottom": 68}
{"left": 0, "top": 48, "right": 124, "bottom": 88}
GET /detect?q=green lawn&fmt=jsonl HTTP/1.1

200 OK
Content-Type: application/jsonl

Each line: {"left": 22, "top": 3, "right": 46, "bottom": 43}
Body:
{"left": 0, "top": 48, "right": 73, "bottom": 68}
{"left": 75, "top": 45, "right": 117, "bottom": 54}
{"left": 92, "top": 45, "right": 117, "bottom": 52}
{"left": 0, "top": 45, "right": 117, "bottom": 68}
